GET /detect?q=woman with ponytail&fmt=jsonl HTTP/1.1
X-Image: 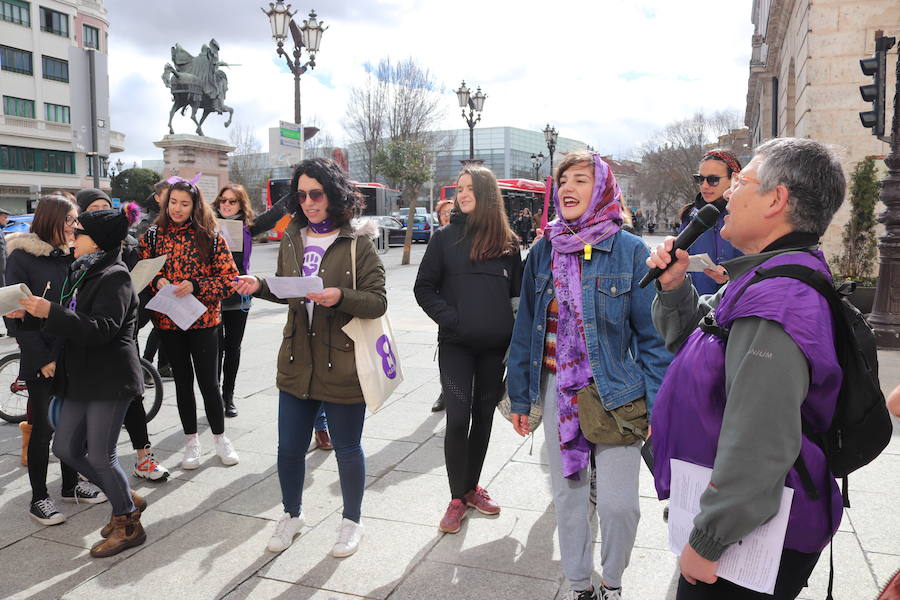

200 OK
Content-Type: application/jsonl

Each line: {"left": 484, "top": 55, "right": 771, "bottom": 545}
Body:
{"left": 414, "top": 165, "right": 523, "bottom": 534}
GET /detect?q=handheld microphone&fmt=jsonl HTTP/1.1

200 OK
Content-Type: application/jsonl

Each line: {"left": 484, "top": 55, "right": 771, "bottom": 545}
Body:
{"left": 638, "top": 204, "right": 721, "bottom": 288}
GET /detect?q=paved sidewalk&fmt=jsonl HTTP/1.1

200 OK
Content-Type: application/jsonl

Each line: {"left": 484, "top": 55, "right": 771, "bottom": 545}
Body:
{"left": 0, "top": 243, "right": 897, "bottom": 599}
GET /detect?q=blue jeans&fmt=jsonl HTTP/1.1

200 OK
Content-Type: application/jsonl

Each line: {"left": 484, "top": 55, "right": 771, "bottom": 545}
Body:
{"left": 315, "top": 405, "right": 327, "bottom": 432}
{"left": 277, "top": 391, "right": 365, "bottom": 522}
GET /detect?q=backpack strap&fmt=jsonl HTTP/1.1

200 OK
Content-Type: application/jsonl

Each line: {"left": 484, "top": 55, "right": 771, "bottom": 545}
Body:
{"left": 146, "top": 225, "right": 158, "bottom": 256}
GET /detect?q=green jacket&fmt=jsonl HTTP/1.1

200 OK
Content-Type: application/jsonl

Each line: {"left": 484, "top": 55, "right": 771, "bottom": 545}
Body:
{"left": 254, "top": 218, "right": 387, "bottom": 404}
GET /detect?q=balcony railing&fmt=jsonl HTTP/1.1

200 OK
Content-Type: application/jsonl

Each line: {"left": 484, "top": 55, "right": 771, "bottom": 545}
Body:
{"left": 1, "top": 115, "right": 72, "bottom": 135}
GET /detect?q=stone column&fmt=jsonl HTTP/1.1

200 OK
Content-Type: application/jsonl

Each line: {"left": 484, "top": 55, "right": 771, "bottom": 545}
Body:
{"left": 153, "top": 134, "right": 235, "bottom": 202}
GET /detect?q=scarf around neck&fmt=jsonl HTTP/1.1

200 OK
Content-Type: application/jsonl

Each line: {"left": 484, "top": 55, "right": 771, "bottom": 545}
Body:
{"left": 545, "top": 154, "right": 623, "bottom": 478}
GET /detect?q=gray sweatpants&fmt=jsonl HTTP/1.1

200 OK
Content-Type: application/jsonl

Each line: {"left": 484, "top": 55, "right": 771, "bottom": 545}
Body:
{"left": 542, "top": 372, "right": 641, "bottom": 590}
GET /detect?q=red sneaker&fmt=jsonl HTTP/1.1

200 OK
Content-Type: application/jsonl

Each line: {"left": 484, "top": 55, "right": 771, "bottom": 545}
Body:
{"left": 464, "top": 486, "right": 500, "bottom": 515}
{"left": 439, "top": 499, "right": 468, "bottom": 533}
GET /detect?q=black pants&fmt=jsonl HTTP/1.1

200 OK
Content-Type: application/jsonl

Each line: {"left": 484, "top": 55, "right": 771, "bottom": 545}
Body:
{"left": 121, "top": 397, "right": 150, "bottom": 450}
{"left": 26, "top": 378, "right": 78, "bottom": 503}
{"left": 159, "top": 327, "right": 225, "bottom": 435}
{"left": 438, "top": 342, "right": 505, "bottom": 499}
{"left": 676, "top": 548, "right": 820, "bottom": 599}
{"left": 217, "top": 309, "right": 249, "bottom": 402}
{"left": 139, "top": 307, "right": 169, "bottom": 369}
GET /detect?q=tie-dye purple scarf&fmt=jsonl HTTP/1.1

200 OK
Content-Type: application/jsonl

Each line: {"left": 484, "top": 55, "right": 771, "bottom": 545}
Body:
{"left": 545, "top": 154, "right": 623, "bottom": 478}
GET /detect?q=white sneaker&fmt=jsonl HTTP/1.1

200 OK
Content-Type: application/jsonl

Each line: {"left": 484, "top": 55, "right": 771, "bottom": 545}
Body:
{"left": 181, "top": 435, "right": 201, "bottom": 470}
{"left": 266, "top": 511, "right": 305, "bottom": 552}
{"left": 214, "top": 434, "right": 239, "bottom": 466}
{"left": 331, "top": 518, "right": 363, "bottom": 558}
{"left": 133, "top": 446, "right": 170, "bottom": 481}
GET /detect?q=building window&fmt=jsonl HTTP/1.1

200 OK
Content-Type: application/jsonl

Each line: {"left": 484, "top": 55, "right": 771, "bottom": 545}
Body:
{"left": 0, "top": 45, "right": 33, "bottom": 75}
{"left": 0, "top": 145, "right": 76, "bottom": 174}
{"left": 3, "top": 95, "right": 35, "bottom": 118}
{"left": 83, "top": 23, "right": 99, "bottom": 50}
{"left": 1, "top": 0, "right": 30, "bottom": 26}
{"left": 44, "top": 102, "right": 69, "bottom": 123}
{"left": 86, "top": 156, "right": 108, "bottom": 178}
{"left": 771, "top": 76, "right": 779, "bottom": 138}
{"left": 39, "top": 5, "right": 67, "bottom": 36}
{"left": 42, "top": 55, "right": 68, "bottom": 82}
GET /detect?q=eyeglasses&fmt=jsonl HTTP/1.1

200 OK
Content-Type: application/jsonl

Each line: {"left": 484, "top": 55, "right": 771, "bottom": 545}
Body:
{"left": 438, "top": 210, "right": 451, "bottom": 217}
{"left": 65, "top": 216, "right": 78, "bottom": 226}
{"left": 296, "top": 189, "right": 326, "bottom": 202}
{"left": 733, "top": 173, "right": 760, "bottom": 186}
{"left": 692, "top": 174, "right": 725, "bottom": 186}
{"left": 219, "top": 198, "right": 239, "bottom": 205}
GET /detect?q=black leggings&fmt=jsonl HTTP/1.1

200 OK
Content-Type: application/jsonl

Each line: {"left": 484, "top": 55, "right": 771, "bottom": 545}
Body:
{"left": 217, "top": 309, "right": 248, "bottom": 402}
{"left": 676, "top": 548, "right": 820, "bottom": 599}
{"left": 159, "top": 327, "right": 225, "bottom": 435}
{"left": 139, "top": 306, "right": 169, "bottom": 369}
{"left": 26, "top": 378, "right": 78, "bottom": 503}
{"left": 121, "top": 398, "right": 150, "bottom": 450}
{"left": 438, "top": 342, "right": 505, "bottom": 499}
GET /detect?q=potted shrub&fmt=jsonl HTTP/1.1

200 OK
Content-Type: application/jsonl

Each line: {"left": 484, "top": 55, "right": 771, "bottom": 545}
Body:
{"left": 835, "top": 156, "right": 881, "bottom": 314}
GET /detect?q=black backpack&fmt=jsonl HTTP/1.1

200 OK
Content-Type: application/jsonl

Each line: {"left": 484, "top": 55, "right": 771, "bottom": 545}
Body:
{"left": 702, "top": 263, "right": 892, "bottom": 507}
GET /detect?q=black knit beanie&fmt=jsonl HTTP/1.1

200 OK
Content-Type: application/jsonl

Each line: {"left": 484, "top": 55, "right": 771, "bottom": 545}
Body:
{"left": 78, "top": 208, "right": 129, "bottom": 252}
{"left": 76, "top": 188, "right": 112, "bottom": 213}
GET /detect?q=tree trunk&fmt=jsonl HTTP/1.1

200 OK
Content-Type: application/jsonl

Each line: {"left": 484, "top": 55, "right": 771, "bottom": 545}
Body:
{"left": 401, "top": 188, "right": 419, "bottom": 265}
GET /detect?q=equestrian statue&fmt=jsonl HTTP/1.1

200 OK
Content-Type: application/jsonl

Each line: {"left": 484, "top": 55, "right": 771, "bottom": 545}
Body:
{"left": 161, "top": 39, "right": 235, "bottom": 137}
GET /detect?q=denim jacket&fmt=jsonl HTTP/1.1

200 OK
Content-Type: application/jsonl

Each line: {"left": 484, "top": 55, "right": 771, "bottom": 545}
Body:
{"left": 507, "top": 231, "right": 672, "bottom": 415}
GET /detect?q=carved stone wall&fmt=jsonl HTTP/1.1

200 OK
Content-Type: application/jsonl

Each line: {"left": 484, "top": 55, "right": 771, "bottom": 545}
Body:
{"left": 153, "top": 134, "right": 235, "bottom": 202}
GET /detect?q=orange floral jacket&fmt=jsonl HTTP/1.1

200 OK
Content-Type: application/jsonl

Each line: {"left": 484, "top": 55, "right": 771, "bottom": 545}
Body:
{"left": 137, "top": 222, "right": 239, "bottom": 330}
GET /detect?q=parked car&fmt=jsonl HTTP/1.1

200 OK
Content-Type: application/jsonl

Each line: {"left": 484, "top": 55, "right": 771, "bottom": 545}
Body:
{"left": 357, "top": 215, "right": 406, "bottom": 247}
{"left": 405, "top": 214, "right": 433, "bottom": 243}
{"left": 2, "top": 214, "right": 33, "bottom": 235}
{"left": 396, "top": 207, "right": 428, "bottom": 226}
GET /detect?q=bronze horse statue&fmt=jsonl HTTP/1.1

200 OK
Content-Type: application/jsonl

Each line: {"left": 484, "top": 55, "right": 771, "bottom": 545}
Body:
{"left": 161, "top": 41, "right": 234, "bottom": 137}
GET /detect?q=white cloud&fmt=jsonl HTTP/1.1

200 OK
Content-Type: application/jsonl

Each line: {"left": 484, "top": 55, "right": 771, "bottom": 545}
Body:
{"left": 106, "top": 0, "right": 754, "bottom": 167}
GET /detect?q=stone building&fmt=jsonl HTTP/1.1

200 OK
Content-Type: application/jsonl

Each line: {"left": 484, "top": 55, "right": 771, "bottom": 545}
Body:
{"left": 744, "top": 0, "right": 899, "bottom": 261}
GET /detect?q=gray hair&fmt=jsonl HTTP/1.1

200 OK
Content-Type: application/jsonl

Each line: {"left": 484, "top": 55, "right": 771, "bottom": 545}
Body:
{"left": 754, "top": 137, "right": 846, "bottom": 236}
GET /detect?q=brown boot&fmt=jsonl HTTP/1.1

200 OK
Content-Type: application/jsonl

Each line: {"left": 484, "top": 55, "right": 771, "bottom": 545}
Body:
{"left": 19, "top": 422, "right": 32, "bottom": 467}
{"left": 100, "top": 491, "right": 147, "bottom": 538}
{"left": 91, "top": 510, "right": 146, "bottom": 558}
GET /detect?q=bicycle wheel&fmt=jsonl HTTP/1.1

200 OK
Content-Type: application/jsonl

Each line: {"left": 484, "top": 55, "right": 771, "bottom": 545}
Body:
{"left": 0, "top": 352, "right": 28, "bottom": 423}
{"left": 140, "top": 358, "right": 164, "bottom": 423}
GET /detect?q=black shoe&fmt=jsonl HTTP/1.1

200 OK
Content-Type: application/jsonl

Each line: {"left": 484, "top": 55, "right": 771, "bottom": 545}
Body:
{"left": 157, "top": 364, "right": 173, "bottom": 379}
{"left": 431, "top": 394, "right": 445, "bottom": 412}
{"left": 224, "top": 399, "right": 238, "bottom": 418}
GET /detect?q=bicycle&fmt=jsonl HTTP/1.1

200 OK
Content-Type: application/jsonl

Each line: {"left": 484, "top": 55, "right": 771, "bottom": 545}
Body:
{"left": 0, "top": 352, "right": 163, "bottom": 424}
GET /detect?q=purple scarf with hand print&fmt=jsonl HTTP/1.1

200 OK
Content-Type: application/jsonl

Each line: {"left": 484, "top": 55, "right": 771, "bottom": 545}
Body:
{"left": 545, "top": 154, "right": 623, "bottom": 478}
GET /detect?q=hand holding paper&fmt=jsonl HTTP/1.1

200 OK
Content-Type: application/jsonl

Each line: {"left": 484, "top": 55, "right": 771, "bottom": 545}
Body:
{"left": 145, "top": 284, "right": 206, "bottom": 330}
{"left": 264, "top": 276, "right": 324, "bottom": 299}
{"left": 687, "top": 253, "right": 717, "bottom": 273}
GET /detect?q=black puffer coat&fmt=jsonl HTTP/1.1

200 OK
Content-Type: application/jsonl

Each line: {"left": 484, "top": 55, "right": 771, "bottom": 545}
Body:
{"left": 42, "top": 248, "right": 143, "bottom": 403}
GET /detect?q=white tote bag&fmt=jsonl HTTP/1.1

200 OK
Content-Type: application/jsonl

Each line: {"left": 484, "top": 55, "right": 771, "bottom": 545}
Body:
{"left": 341, "top": 237, "right": 403, "bottom": 412}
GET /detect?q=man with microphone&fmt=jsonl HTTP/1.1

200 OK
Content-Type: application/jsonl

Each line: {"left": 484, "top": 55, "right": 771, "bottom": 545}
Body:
{"left": 646, "top": 138, "right": 846, "bottom": 600}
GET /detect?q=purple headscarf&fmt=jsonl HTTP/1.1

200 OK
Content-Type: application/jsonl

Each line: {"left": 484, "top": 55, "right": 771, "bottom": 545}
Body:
{"left": 545, "top": 154, "right": 623, "bottom": 478}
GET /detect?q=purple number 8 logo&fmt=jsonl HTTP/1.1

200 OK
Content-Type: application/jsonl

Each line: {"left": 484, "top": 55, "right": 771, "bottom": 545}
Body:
{"left": 375, "top": 334, "right": 397, "bottom": 380}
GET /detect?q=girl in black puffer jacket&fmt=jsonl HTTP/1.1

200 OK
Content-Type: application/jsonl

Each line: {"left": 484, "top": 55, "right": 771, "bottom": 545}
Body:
{"left": 414, "top": 165, "right": 523, "bottom": 534}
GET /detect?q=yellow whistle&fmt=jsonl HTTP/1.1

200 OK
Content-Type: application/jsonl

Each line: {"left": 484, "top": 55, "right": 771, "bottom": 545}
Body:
{"left": 584, "top": 244, "right": 592, "bottom": 260}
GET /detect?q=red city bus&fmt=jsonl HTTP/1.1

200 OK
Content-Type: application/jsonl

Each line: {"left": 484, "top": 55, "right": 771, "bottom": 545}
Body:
{"left": 440, "top": 178, "right": 547, "bottom": 221}
{"left": 265, "top": 178, "right": 402, "bottom": 241}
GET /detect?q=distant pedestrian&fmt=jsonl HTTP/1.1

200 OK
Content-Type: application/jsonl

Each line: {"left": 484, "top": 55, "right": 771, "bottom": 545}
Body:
{"left": 507, "top": 151, "right": 671, "bottom": 600}
{"left": 232, "top": 157, "right": 386, "bottom": 558}
{"left": 429, "top": 199, "right": 455, "bottom": 414}
{"left": 76, "top": 188, "right": 169, "bottom": 481}
{"left": 676, "top": 150, "right": 744, "bottom": 295}
{"left": 18, "top": 207, "right": 149, "bottom": 557}
{"left": 516, "top": 208, "right": 534, "bottom": 249}
{"left": 649, "top": 138, "right": 848, "bottom": 599}
{"left": 414, "top": 164, "right": 523, "bottom": 535}
{"left": 138, "top": 179, "right": 241, "bottom": 471}
{"left": 212, "top": 182, "right": 294, "bottom": 418}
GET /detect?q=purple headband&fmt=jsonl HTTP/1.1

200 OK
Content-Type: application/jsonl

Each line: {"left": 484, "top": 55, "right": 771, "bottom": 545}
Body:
{"left": 166, "top": 173, "right": 203, "bottom": 187}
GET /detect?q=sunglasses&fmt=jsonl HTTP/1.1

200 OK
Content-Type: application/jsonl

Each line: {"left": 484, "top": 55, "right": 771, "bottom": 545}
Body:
{"left": 692, "top": 174, "right": 725, "bottom": 186}
{"left": 73, "top": 229, "right": 89, "bottom": 238}
{"left": 296, "top": 189, "right": 326, "bottom": 202}
{"left": 219, "top": 198, "right": 240, "bottom": 205}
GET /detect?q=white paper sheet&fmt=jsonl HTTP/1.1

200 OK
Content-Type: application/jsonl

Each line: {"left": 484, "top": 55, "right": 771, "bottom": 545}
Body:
{"left": 687, "top": 253, "right": 717, "bottom": 273}
{"left": 217, "top": 219, "right": 244, "bottom": 252}
{"left": 0, "top": 283, "right": 33, "bottom": 315}
{"left": 129, "top": 255, "right": 167, "bottom": 293}
{"left": 668, "top": 459, "right": 794, "bottom": 595}
{"left": 145, "top": 284, "right": 207, "bottom": 330}
{"left": 264, "top": 276, "right": 324, "bottom": 299}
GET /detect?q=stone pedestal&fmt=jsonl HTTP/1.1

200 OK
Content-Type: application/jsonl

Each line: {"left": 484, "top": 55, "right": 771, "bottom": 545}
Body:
{"left": 153, "top": 134, "right": 235, "bottom": 202}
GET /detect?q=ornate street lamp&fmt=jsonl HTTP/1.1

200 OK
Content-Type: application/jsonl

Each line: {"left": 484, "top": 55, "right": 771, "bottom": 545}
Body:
{"left": 261, "top": 2, "right": 327, "bottom": 128}
{"left": 456, "top": 80, "right": 487, "bottom": 160}
{"left": 543, "top": 123, "right": 559, "bottom": 179}
{"left": 530, "top": 152, "right": 545, "bottom": 180}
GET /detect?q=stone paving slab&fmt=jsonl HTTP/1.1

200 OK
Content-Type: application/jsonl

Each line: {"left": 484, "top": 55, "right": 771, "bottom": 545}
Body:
{"left": 388, "top": 559, "right": 561, "bottom": 600}
{"left": 0, "top": 536, "right": 111, "bottom": 600}
{"left": 223, "top": 577, "right": 366, "bottom": 600}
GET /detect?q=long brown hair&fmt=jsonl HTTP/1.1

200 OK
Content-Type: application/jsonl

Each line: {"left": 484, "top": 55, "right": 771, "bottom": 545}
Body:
{"left": 456, "top": 165, "right": 518, "bottom": 262}
{"left": 31, "top": 195, "right": 73, "bottom": 249}
{"left": 213, "top": 182, "right": 255, "bottom": 226}
{"left": 155, "top": 181, "right": 218, "bottom": 261}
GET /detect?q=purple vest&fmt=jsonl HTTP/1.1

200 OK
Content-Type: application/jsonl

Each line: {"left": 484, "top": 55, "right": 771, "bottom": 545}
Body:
{"left": 651, "top": 250, "right": 842, "bottom": 553}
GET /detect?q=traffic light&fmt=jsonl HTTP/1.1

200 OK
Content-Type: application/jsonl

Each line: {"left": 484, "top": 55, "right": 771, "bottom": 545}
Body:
{"left": 859, "top": 34, "right": 896, "bottom": 139}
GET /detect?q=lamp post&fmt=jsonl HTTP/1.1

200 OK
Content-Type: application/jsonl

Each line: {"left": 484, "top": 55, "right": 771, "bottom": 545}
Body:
{"left": 455, "top": 80, "right": 486, "bottom": 160}
{"left": 261, "top": 2, "right": 326, "bottom": 158}
{"left": 530, "top": 152, "right": 545, "bottom": 180}
{"left": 543, "top": 123, "right": 559, "bottom": 179}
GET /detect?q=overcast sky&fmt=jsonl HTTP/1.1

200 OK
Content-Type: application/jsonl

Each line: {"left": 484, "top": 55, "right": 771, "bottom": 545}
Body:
{"left": 106, "top": 0, "right": 755, "bottom": 167}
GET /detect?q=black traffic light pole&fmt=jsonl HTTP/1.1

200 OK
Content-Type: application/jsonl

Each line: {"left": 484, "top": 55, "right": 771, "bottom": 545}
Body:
{"left": 865, "top": 31, "right": 900, "bottom": 347}
{"left": 859, "top": 31, "right": 895, "bottom": 142}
